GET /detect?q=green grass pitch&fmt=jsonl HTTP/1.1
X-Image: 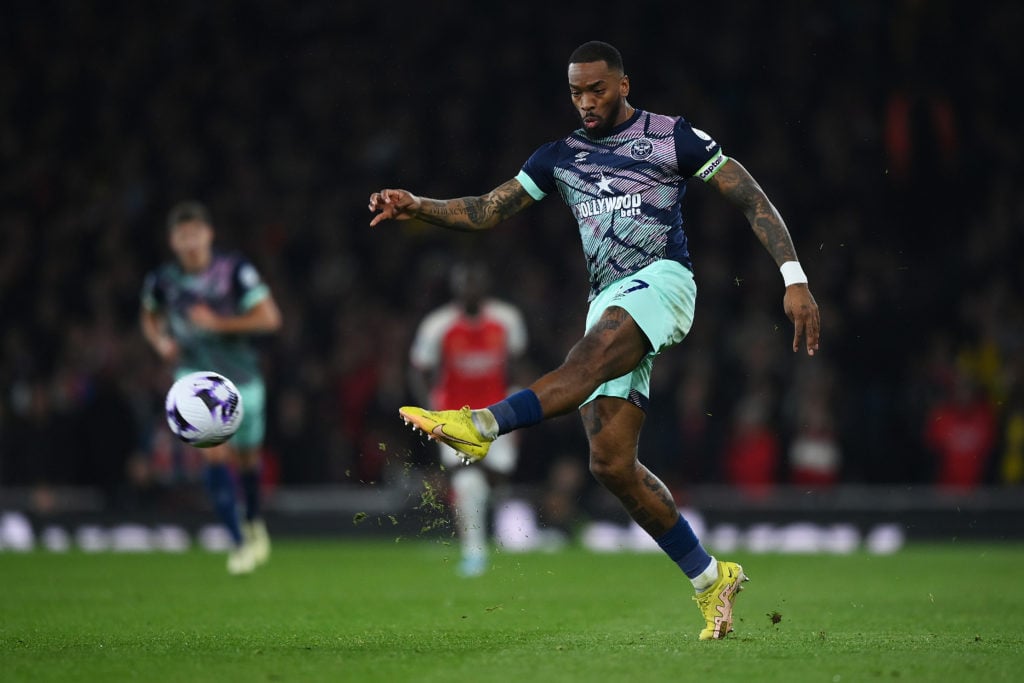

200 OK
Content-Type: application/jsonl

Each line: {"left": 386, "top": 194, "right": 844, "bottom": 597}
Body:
{"left": 2, "top": 541, "right": 1022, "bottom": 682}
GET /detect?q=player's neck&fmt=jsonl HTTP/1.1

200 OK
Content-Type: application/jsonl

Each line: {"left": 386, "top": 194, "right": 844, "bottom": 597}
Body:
{"left": 181, "top": 253, "right": 212, "bottom": 274}
{"left": 616, "top": 101, "right": 636, "bottom": 126}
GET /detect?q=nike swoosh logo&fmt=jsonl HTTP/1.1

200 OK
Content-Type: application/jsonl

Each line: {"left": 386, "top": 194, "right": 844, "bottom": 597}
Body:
{"left": 431, "top": 423, "right": 480, "bottom": 447}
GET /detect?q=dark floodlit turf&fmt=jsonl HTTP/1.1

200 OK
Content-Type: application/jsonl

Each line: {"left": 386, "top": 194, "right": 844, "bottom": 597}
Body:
{"left": 2, "top": 541, "right": 1022, "bottom": 682}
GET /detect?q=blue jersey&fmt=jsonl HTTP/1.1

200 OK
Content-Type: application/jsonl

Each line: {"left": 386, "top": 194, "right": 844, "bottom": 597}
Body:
{"left": 141, "top": 251, "right": 270, "bottom": 384}
{"left": 516, "top": 109, "right": 726, "bottom": 298}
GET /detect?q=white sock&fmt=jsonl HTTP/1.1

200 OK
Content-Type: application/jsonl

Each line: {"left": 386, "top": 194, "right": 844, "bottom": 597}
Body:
{"left": 451, "top": 466, "right": 490, "bottom": 559}
{"left": 691, "top": 557, "right": 720, "bottom": 593}
{"left": 471, "top": 409, "right": 499, "bottom": 440}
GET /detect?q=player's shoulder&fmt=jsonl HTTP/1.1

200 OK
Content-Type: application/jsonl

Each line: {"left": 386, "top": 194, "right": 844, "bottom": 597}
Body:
{"left": 215, "top": 249, "right": 251, "bottom": 268}
{"left": 527, "top": 137, "right": 576, "bottom": 163}
{"left": 642, "top": 109, "right": 683, "bottom": 130}
{"left": 418, "top": 302, "right": 461, "bottom": 331}
{"left": 147, "top": 260, "right": 181, "bottom": 283}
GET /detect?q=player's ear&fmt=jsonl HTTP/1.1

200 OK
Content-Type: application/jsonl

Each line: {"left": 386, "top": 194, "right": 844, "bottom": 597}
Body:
{"left": 620, "top": 74, "right": 630, "bottom": 97}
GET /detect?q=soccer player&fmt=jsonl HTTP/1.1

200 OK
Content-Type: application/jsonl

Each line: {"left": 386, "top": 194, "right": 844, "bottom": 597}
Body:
{"left": 141, "top": 201, "right": 282, "bottom": 575}
{"left": 409, "top": 262, "right": 528, "bottom": 576}
{"left": 369, "top": 41, "right": 821, "bottom": 639}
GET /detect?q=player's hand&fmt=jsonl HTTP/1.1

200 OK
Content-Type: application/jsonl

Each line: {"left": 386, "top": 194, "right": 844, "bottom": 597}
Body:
{"left": 368, "top": 189, "right": 421, "bottom": 227}
{"left": 783, "top": 284, "right": 820, "bottom": 356}
{"left": 188, "top": 303, "right": 222, "bottom": 332}
{"left": 153, "top": 336, "right": 179, "bottom": 364}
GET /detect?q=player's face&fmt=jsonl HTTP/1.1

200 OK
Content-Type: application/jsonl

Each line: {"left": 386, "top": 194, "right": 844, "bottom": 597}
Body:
{"left": 169, "top": 219, "right": 214, "bottom": 272}
{"left": 568, "top": 61, "right": 630, "bottom": 138}
{"left": 452, "top": 265, "right": 487, "bottom": 314}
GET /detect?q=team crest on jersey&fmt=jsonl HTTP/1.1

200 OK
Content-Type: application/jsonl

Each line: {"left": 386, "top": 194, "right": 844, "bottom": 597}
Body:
{"left": 629, "top": 138, "right": 653, "bottom": 160}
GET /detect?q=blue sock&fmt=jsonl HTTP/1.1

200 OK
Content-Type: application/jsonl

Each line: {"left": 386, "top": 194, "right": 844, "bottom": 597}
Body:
{"left": 203, "top": 464, "right": 243, "bottom": 546}
{"left": 487, "top": 389, "right": 543, "bottom": 435}
{"left": 240, "top": 468, "right": 261, "bottom": 522}
{"left": 655, "top": 515, "right": 713, "bottom": 578}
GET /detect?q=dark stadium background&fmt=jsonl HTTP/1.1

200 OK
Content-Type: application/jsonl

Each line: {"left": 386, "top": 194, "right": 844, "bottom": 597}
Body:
{"left": 1, "top": 1, "right": 1021, "bottom": 540}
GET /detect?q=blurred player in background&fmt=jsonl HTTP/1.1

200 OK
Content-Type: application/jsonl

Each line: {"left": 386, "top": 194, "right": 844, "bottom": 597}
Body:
{"left": 409, "top": 262, "right": 528, "bottom": 577}
{"left": 141, "top": 201, "right": 282, "bottom": 574}
{"left": 370, "top": 41, "right": 820, "bottom": 639}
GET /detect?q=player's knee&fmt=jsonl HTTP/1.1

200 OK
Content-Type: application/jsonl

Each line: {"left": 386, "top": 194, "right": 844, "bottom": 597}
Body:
{"left": 588, "top": 450, "right": 636, "bottom": 493}
{"left": 201, "top": 443, "right": 232, "bottom": 464}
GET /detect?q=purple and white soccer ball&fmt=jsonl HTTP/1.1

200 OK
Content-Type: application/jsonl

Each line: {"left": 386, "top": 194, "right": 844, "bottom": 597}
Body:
{"left": 165, "top": 371, "right": 244, "bottom": 448}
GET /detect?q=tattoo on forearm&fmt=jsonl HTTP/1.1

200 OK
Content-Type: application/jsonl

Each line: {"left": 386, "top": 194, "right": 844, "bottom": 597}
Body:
{"left": 712, "top": 160, "right": 797, "bottom": 265}
{"left": 418, "top": 179, "right": 531, "bottom": 231}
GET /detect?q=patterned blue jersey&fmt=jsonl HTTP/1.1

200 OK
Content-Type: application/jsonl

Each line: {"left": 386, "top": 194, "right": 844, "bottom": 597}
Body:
{"left": 516, "top": 109, "right": 727, "bottom": 298}
{"left": 141, "top": 251, "right": 270, "bottom": 384}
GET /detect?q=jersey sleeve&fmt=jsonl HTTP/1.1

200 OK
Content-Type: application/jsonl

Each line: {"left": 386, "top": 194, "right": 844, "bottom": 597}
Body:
{"left": 674, "top": 118, "right": 728, "bottom": 182}
{"left": 489, "top": 301, "right": 528, "bottom": 357}
{"left": 409, "top": 306, "right": 456, "bottom": 370}
{"left": 140, "top": 271, "right": 164, "bottom": 312}
{"left": 515, "top": 141, "right": 563, "bottom": 200}
{"left": 232, "top": 257, "right": 271, "bottom": 312}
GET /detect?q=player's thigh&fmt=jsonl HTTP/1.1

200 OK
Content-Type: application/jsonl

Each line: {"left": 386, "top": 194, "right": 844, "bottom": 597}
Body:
{"left": 232, "top": 379, "right": 266, "bottom": 449}
{"left": 573, "top": 306, "right": 650, "bottom": 378}
{"left": 439, "top": 435, "right": 517, "bottom": 475}
{"left": 586, "top": 260, "right": 696, "bottom": 356}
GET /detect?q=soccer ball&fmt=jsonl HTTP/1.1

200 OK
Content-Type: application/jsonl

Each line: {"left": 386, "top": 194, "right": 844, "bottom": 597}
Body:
{"left": 165, "top": 371, "right": 244, "bottom": 447}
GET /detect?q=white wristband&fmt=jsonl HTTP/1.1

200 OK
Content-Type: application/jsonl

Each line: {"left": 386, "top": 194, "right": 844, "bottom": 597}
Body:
{"left": 780, "top": 261, "right": 808, "bottom": 287}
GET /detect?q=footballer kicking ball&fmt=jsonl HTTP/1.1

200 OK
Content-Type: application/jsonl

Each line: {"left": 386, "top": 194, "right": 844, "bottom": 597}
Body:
{"left": 165, "top": 371, "right": 244, "bottom": 447}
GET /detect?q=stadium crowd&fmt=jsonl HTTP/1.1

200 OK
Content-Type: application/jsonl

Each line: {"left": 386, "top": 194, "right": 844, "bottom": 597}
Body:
{"left": 1, "top": 1, "right": 1021, "bottom": 513}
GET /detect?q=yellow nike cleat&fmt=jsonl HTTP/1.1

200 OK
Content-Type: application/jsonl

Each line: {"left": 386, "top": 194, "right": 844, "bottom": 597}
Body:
{"left": 399, "top": 405, "right": 492, "bottom": 464}
{"left": 694, "top": 560, "right": 749, "bottom": 640}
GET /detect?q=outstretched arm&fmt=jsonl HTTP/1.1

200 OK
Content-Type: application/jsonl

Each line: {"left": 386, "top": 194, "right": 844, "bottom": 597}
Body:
{"left": 140, "top": 307, "right": 179, "bottom": 364}
{"left": 708, "top": 158, "right": 821, "bottom": 356}
{"left": 189, "top": 297, "right": 283, "bottom": 335}
{"left": 368, "top": 178, "right": 535, "bottom": 231}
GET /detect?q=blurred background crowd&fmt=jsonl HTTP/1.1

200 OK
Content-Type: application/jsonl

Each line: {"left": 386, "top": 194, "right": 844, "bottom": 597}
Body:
{"left": 1, "top": 1, "right": 1022, "bottom": 515}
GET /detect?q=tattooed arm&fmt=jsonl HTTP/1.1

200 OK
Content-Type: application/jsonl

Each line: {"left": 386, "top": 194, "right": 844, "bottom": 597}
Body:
{"left": 708, "top": 158, "right": 798, "bottom": 266}
{"left": 708, "top": 158, "right": 821, "bottom": 355}
{"left": 368, "top": 178, "right": 535, "bottom": 231}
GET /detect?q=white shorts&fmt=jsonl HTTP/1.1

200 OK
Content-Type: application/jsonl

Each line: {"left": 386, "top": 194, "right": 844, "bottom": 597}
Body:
{"left": 438, "top": 433, "right": 518, "bottom": 475}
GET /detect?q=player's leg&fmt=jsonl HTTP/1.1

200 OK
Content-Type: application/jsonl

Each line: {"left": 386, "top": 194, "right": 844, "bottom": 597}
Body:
{"left": 449, "top": 465, "right": 489, "bottom": 577}
{"left": 399, "top": 309, "right": 648, "bottom": 461}
{"left": 442, "top": 435, "right": 518, "bottom": 576}
{"left": 581, "top": 397, "right": 676, "bottom": 535}
{"left": 200, "top": 444, "right": 254, "bottom": 574}
{"left": 399, "top": 261, "right": 694, "bottom": 462}
{"left": 236, "top": 446, "right": 270, "bottom": 566}
{"left": 440, "top": 443, "right": 488, "bottom": 576}
{"left": 234, "top": 379, "right": 270, "bottom": 566}
{"left": 581, "top": 395, "right": 746, "bottom": 640}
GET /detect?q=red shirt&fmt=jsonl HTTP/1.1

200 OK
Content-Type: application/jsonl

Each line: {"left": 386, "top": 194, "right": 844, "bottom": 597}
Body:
{"left": 410, "top": 300, "right": 527, "bottom": 409}
{"left": 925, "top": 400, "right": 996, "bottom": 489}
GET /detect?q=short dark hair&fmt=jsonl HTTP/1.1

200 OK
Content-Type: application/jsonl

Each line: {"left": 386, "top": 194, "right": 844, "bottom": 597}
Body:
{"left": 568, "top": 41, "right": 624, "bottom": 72}
{"left": 167, "top": 200, "right": 212, "bottom": 231}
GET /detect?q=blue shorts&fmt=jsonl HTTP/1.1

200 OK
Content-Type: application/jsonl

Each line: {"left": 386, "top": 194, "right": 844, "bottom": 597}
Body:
{"left": 176, "top": 369, "right": 266, "bottom": 450}
{"left": 582, "top": 260, "right": 697, "bottom": 409}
